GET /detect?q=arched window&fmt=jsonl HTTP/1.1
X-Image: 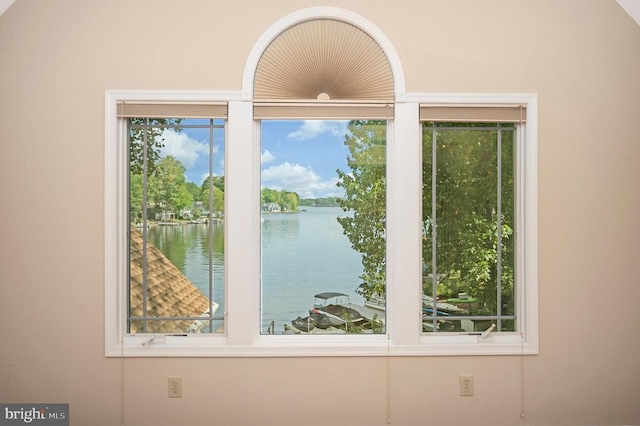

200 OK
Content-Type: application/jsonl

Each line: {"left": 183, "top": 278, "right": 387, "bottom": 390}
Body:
{"left": 254, "top": 18, "right": 394, "bottom": 101}
{"left": 105, "top": 7, "right": 538, "bottom": 357}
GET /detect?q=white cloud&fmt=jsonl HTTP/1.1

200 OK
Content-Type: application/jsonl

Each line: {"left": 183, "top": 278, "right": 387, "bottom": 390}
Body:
{"left": 261, "top": 162, "right": 342, "bottom": 199}
{"left": 287, "top": 120, "right": 348, "bottom": 141}
{"left": 199, "top": 172, "right": 223, "bottom": 184}
{"left": 261, "top": 149, "right": 275, "bottom": 164}
{"left": 159, "top": 129, "right": 211, "bottom": 169}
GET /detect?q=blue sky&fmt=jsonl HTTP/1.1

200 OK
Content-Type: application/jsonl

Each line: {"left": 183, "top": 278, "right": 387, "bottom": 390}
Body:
{"left": 156, "top": 119, "right": 225, "bottom": 186}
{"left": 159, "top": 119, "right": 352, "bottom": 199}
{"left": 260, "top": 120, "right": 350, "bottom": 199}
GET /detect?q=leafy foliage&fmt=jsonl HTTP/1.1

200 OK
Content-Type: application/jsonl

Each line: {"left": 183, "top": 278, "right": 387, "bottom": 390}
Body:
{"left": 129, "top": 118, "right": 181, "bottom": 175}
{"left": 147, "top": 156, "right": 193, "bottom": 216}
{"left": 201, "top": 176, "right": 225, "bottom": 216}
{"left": 336, "top": 121, "right": 387, "bottom": 299}
{"left": 261, "top": 187, "right": 300, "bottom": 211}
{"left": 336, "top": 120, "right": 515, "bottom": 314}
{"left": 422, "top": 123, "right": 515, "bottom": 313}
{"left": 299, "top": 197, "right": 340, "bottom": 207}
{"left": 128, "top": 119, "right": 225, "bottom": 221}
{"left": 129, "top": 173, "right": 144, "bottom": 221}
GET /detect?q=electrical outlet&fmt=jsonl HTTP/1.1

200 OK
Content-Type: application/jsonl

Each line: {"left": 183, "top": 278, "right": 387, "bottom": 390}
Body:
{"left": 168, "top": 377, "right": 182, "bottom": 398}
{"left": 460, "top": 375, "right": 473, "bottom": 396}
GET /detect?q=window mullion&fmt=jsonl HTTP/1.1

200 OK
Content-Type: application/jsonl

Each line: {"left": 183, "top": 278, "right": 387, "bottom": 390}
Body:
{"left": 225, "top": 100, "right": 259, "bottom": 346}
{"left": 388, "top": 102, "right": 421, "bottom": 346}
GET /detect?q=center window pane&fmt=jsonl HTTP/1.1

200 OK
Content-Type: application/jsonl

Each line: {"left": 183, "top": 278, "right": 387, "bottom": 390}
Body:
{"left": 260, "top": 120, "right": 387, "bottom": 335}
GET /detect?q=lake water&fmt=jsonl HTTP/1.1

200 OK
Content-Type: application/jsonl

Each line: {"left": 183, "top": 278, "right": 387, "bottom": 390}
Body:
{"left": 147, "top": 206, "right": 364, "bottom": 334}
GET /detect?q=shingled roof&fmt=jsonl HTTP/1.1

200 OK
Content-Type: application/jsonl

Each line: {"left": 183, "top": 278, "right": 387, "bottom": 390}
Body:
{"left": 129, "top": 227, "right": 212, "bottom": 333}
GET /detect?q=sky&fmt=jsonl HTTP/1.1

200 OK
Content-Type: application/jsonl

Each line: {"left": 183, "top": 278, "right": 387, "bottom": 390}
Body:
{"left": 260, "top": 120, "right": 350, "bottom": 199}
{"left": 159, "top": 119, "right": 352, "bottom": 199}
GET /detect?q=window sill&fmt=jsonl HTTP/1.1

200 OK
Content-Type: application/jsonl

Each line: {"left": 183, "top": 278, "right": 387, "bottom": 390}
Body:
{"left": 106, "top": 333, "right": 537, "bottom": 357}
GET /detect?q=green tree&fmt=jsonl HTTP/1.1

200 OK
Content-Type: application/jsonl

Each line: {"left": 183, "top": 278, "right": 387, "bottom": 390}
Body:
{"left": 336, "top": 120, "right": 387, "bottom": 299}
{"left": 422, "top": 123, "right": 515, "bottom": 313}
{"left": 202, "top": 186, "right": 225, "bottom": 216}
{"left": 336, "top": 121, "right": 514, "bottom": 312}
{"left": 199, "top": 176, "right": 226, "bottom": 216}
{"left": 128, "top": 119, "right": 186, "bottom": 223}
{"left": 280, "top": 190, "right": 299, "bottom": 211}
{"left": 201, "top": 176, "right": 224, "bottom": 195}
{"left": 261, "top": 187, "right": 280, "bottom": 206}
{"left": 148, "top": 156, "right": 192, "bottom": 217}
{"left": 185, "top": 181, "right": 201, "bottom": 203}
{"left": 260, "top": 188, "right": 300, "bottom": 212}
{"left": 300, "top": 197, "right": 340, "bottom": 207}
{"left": 129, "top": 119, "right": 181, "bottom": 175}
{"left": 129, "top": 173, "right": 144, "bottom": 222}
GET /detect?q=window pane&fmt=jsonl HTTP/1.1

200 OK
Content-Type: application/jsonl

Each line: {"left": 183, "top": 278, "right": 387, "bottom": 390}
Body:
{"left": 128, "top": 118, "right": 225, "bottom": 334}
{"left": 422, "top": 123, "right": 515, "bottom": 333}
{"left": 260, "top": 120, "right": 386, "bottom": 335}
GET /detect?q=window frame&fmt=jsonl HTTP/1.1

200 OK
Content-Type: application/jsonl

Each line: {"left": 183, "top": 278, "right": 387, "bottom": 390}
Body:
{"left": 105, "top": 90, "right": 538, "bottom": 357}
{"left": 420, "top": 123, "right": 517, "bottom": 335}
{"left": 406, "top": 93, "right": 539, "bottom": 355}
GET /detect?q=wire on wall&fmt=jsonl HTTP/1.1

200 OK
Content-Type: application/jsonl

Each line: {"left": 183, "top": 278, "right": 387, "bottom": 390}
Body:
{"left": 386, "top": 331, "right": 392, "bottom": 424}
{"left": 520, "top": 331, "right": 526, "bottom": 419}
{"left": 121, "top": 337, "right": 125, "bottom": 426}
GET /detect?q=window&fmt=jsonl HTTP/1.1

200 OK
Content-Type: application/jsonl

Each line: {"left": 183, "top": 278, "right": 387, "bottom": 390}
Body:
{"left": 422, "top": 122, "right": 516, "bottom": 334}
{"left": 105, "top": 95, "right": 234, "bottom": 355}
{"left": 410, "top": 97, "right": 538, "bottom": 355}
{"left": 105, "top": 92, "right": 538, "bottom": 356}
{"left": 104, "top": 6, "right": 537, "bottom": 358}
{"left": 259, "top": 119, "right": 387, "bottom": 335}
{"left": 126, "top": 112, "right": 226, "bottom": 335}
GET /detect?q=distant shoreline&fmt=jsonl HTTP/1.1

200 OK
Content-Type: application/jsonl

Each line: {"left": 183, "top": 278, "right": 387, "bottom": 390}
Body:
{"left": 299, "top": 196, "right": 341, "bottom": 207}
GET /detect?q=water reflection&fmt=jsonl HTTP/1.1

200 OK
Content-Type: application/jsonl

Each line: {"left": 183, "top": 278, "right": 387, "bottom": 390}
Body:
{"left": 147, "top": 223, "right": 225, "bottom": 320}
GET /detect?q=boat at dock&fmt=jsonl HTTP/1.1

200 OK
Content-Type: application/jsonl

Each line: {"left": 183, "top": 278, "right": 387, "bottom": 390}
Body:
{"left": 291, "top": 316, "right": 315, "bottom": 332}
{"left": 364, "top": 294, "right": 386, "bottom": 311}
{"left": 283, "top": 291, "right": 386, "bottom": 334}
{"left": 284, "top": 322, "right": 347, "bottom": 334}
{"left": 422, "top": 294, "right": 467, "bottom": 315}
{"left": 310, "top": 292, "right": 366, "bottom": 326}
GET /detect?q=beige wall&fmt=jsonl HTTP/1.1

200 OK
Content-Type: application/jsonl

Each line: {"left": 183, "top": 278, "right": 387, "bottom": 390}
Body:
{"left": 1, "top": 1, "right": 639, "bottom": 425}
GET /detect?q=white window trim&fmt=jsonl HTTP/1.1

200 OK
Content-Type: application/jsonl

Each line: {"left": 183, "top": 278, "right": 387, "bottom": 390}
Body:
{"left": 105, "top": 90, "right": 538, "bottom": 357}
{"left": 405, "top": 93, "right": 539, "bottom": 355}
